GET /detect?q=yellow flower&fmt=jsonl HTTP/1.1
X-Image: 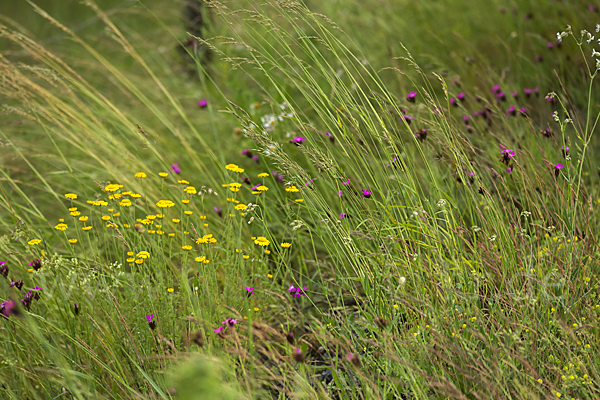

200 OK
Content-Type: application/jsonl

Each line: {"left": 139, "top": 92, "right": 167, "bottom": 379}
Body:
{"left": 182, "top": 199, "right": 190, "bottom": 204}
{"left": 104, "top": 184, "right": 123, "bottom": 192}
{"left": 225, "top": 163, "right": 239, "bottom": 171}
{"left": 135, "top": 172, "right": 147, "bottom": 178}
{"left": 68, "top": 238, "right": 77, "bottom": 244}
{"left": 131, "top": 193, "right": 142, "bottom": 199}
{"left": 156, "top": 200, "right": 175, "bottom": 208}
{"left": 167, "top": 288, "right": 174, "bottom": 293}
{"left": 285, "top": 186, "right": 299, "bottom": 192}
{"left": 102, "top": 216, "right": 111, "bottom": 221}
{"left": 68, "top": 207, "right": 77, "bottom": 212}
{"left": 86, "top": 200, "right": 94, "bottom": 204}
{"left": 295, "top": 199, "right": 304, "bottom": 203}
{"left": 267, "top": 274, "right": 273, "bottom": 278}
{"left": 64, "top": 193, "right": 78, "bottom": 200}
{"left": 79, "top": 216, "right": 88, "bottom": 222}
{"left": 108, "top": 209, "right": 114, "bottom": 212}
{"left": 127, "top": 257, "right": 135, "bottom": 263}
{"left": 229, "top": 213, "right": 236, "bottom": 217}
{"left": 156, "top": 214, "right": 164, "bottom": 218}
{"left": 243, "top": 255, "right": 249, "bottom": 259}
{"left": 136, "top": 251, "right": 150, "bottom": 259}
{"left": 119, "top": 199, "right": 132, "bottom": 207}
{"left": 195, "top": 256, "right": 206, "bottom": 263}
{"left": 234, "top": 204, "right": 247, "bottom": 211}
{"left": 182, "top": 245, "right": 192, "bottom": 250}
{"left": 135, "top": 259, "right": 144, "bottom": 264}
{"left": 222, "top": 184, "right": 230, "bottom": 187}
{"left": 230, "top": 182, "right": 242, "bottom": 188}
{"left": 258, "top": 173, "right": 269, "bottom": 178}
{"left": 234, "top": 167, "right": 244, "bottom": 173}
{"left": 256, "top": 185, "right": 269, "bottom": 192}
{"left": 253, "top": 307, "right": 259, "bottom": 312}
{"left": 159, "top": 172, "right": 168, "bottom": 177}
{"left": 82, "top": 226, "right": 92, "bottom": 231}
{"left": 141, "top": 219, "right": 152, "bottom": 225}
{"left": 204, "top": 223, "right": 208, "bottom": 227}
{"left": 252, "top": 191, "right": 262, "bottom": 195}
{"left": 178, "top": 179, "right": 190, "bottom": 184}
{"left": 95, "top": 200, "right": 108, "bottom": 206}
{"left": 168, "top": 233, "right": 175, "bottom": 237}
{"left": 127, "top": 251, "right": 134, "bottom": 256}
{"left": 55, "top": 223, "right": 68, "bottom": 231}
{"left": 155, "top": 224, "right": 162, "bottom": 228}
{"left": 265, "top": 250, "right": 271, "bottom": 254}
{"left": 157, "top": 230, "right": 164, "bottom": 235}
{"left": 172, "top": 218, "right": 180, "bottom": 223}
{"left": 134, "top": 224, "right": 145, "bottom": 232}
{"left": 254, "top": 236, "right": 270, "bottom": 246}
{"left": 229, "top": 187, "right": 240, "bottom": 193}
{"left": 122, "top": 191, "right": 132, "bottom": 196}
{"left": 200, "top": 215, "right": 206, "bottom": 220}
{"left": 28, "top": 239, "right": 42, "bottom": 246}
{"left": 184, "top": 186, "right": 197, "bottom": 195}
{"left": 112, "top": 213, "right": 120, "bottom": 217}
{"left": 108, "top": 194, "right": 121, "bottom": 200}
{"left": 203, "top": 259, "right": 210, "bottom": 264}
{"left": 281, "top": 242, "right": 291, "bottom": 248}
{"left": 146, "top": 215, "right": 156, "bottom": 220}
{"left": 184, "top": 211, "right": 193, "bottom": 215}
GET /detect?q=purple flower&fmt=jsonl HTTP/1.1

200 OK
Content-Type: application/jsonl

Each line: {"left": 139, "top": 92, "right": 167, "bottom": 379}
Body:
{"left": 492, "top": 84, "right": 501, "bottom": 94}
{"left": 496, "top": 91, "right": 506, "bottom": 101}
{"left": 147, "top": 314, "right": 154, "bottom": 322}
{"left": 590, "top": 6, "right": 598, "bottom": 12}
{"left": 554, "top": 163, "right": 564, "bottom": 177}
{"left": 0, "top": 261, "right": 7, "bottom": 278}
{"left": 223, "top": 318, "right": 237, "bottom": 327}
{"left": 457, "top": 92, "right": 466, "bottom": 101}
{"left": 506, "top": 167, "right": 512, "bottom": 174}
{"left": 10, "top": 280, "right": 23, "bottom": 290}
{"left": 467, "top": 172, "right": 475, "bottom": 176}
{"left": 292, "top": 347, "right": 305, "bottom": 363}
{"left": 242, "top": 149, "right": 253, "bottom": 157}
{"left": 562, "top": 146, "right": 570, "bottom": 157}
{"left": 500, "top": 147, "right": 515, "bottom": 164}
{"left": 505, "top": 105, "right": 516, "bottom": 116}
{"left": 288, "top": 285, "right": 307, "bottom": 298}
{"left": 245, "top": 286, "right": 254, "bottom": 296}
{"left": 449, "top": 97, "right": 457, "bottom": 106}
{"left": 29, "top": 259, "right": 42, "bottom": 271}
{"left": 305, "top": 179, "right": 314, "bottom": 186}
{"left": 473, "top": 110, "right": 483, "bottom": 117}
{"left": 170, "top": 163, "right": 180, "bottom": 174}
{"left": 463, "top": 115, "right": 469, "bottom": 123}
{"left": 399, "top": 115, "right": 415, "bottom": 125}
{"left": 362, "top": 189, "right": 371, "bottom": 198}
{"left": 213, "top": 206, "right": 222, "bottom": 218}
{"left": 342, "top": 178, "right": 350, "bottom": 185}
{"left": 347, "top": 352, "right": 360, "bottom": 367}
{"left": 324, "top": 132, "right": 334, "bottom": 143}
{"left": 407, "top": 91, "right": 417, "bottom": 102}
{"left": 339, "top": 212, "right": 347, "bottom": 220}
{"left": 519, "top": 107, "right": 528, "bottom": 116}
{"left": 289, "top": 136, "right": 306, "bottom": 145}
{"left": 252, "top": 154, "right": 260, "bottom": 164}
{"left": 547, "top": 41, "right": 555, "bottom": 49}
{"left": 1, "top": 299, "right": 19, "bottom": 318}
{"left": 214, "top": 326, "right": 224, "bottom": 334}
{"left": 523, "top": 88, "right": 532, "bottom": 97}
{"left": 415, "top": 128, "right": 428, "bottom": 142}
{"left": 511, "top": 91, "right": 518, "bottom": 99}
{"left": 197, "top": 99, "right": 208, "bottom": 108}
{"left": 338, "top": 190, "right": 342, "bottom": 196}
{"left": 541, "top": 128, "right": 553, "bottom": 138}
{"left": 534, "top": 55, "right": 543, "bottom": 62}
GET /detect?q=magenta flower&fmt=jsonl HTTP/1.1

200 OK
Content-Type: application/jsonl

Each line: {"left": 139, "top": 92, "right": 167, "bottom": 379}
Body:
{"left": 146, "top": 314, "right": 154, "bottom": 322}
{"left": 197, "top": 99, "right": 208, "bottom": 108}
{"left": 496, "top": 91, "right": 506, "bottom": 101}
{"left": 305, "top": 179, "right": 314, "bottom": 185}
{"left": 562, "top": 146, "right": 569, "bottom": 157}
{"left": 170, "top": 163, "right": 180, "bottom": 174}
{"left": 1, "top": 299, "right": 19, "bottom": 318}
{"left": 223, "top": 318, "right": 237, "bottom": 327}
{"left": 288, "top": 285, "right": 307, "bottom": 298}
{"left": 29, "top": 259, "right": 42, "bottom": 271}
{"left": 342, "top": 178, "right": 350, "bottom": 185}
{"left": 519, "top": 107, "right": 528, "bottom": 116}
{"left": 324, "top": 132, "right": 334, "bottom": 143}
{"left": 523, "top": 88, "right": 532, "bottom": 97}
{"left": 500, "top": 147, "right": 515, "bottom": 164}
{"left": 407, "top": 91, "right": 417, "bottom": 102}
{"left": 252, "top": 155, "right": 260, "bottom": 164}
{"left": 245, "top": 286, "right": 254, "bottom": 296}
{"left": 506, "top": 167, "right": 512, "bottom": 174}
{"left": 449, "top": 97, "right": 457, "bottom": 106}
{"left": 147, "top": 314, "right": 156, "bottom": 329}
{"left": 0, "top": 261, "right": 7, "bottom": 278}
{"left": 534, "top": 55, "right": 543, "bottom": 62}
{"left": 511, "top": 91, "right": 518, "bottom": 99}
{"left": 213, "top": 206, "right": 222, "bottom": 218}
{"left": 463, "top": 115, "right": 469, "bottom": 123}
{"left": 214, "top": 326, "right": 224, "bottom": 334}
{"left": 505, "top": 106, "right": 516, "bottom": 116}
{"left": 415, "top": 128, "right": 428, "bottom": 142}
{"left": 554, "top": 163, "right": 564, "bottom": 177}
{"left": 242, "top": 149, "right": 253, "bottom": 157}
{"left": 547, "top": 41, "right": 555, "bottom": 49}
{"left": 457, "top": 92, "right": 466, "bottom": 101}
{"left": 362, "top": 189, "right": 371, "bottom": 198}
{"left": 289, "top": 136, "right": 306, "bottom": 145}
{"left": 339, "top": 212, "right": 347, "bottom": 220}
{"left": 399, "top": 115, "right": 415, "bottom": 125}
{"left": 492, "top": 84, "right": 501, "bottom": 94}
{"left": 10, "top": 280, "right": 23, "bottom": 290}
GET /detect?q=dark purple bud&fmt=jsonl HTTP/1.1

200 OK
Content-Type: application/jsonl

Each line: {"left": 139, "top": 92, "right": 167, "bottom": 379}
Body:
{"left": 213, "top": 206, "right": 222, "bottom": 218}
{"left": 10, "top": 280, "right": 24, "bottom": 290}
{"left": 292, "top": 348, "right": 305, "bottom": 363}
{"left": 534, "top": 55, "right": 543, "bottom": 62}
{"left": 347, "top": 352, "right": 361, "bottom": 368}
{"left": 29, "top": 259, "right": 42, "bottom": 271}
{"left": 0, "top": 261, "right": 8, "bottom": 278}
{"left": 286, "top": 331, "right": 295, "bottom": 345}
{"left": 74, "top": 303, "right": 80, "bottom": 316}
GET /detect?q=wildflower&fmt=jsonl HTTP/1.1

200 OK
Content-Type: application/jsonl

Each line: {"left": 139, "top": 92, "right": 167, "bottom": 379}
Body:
{"left": 505, "top": 105, "right": 516, "bottom": 116}
{"left": 254, "top": 236, "right": 270, "bottom": 246}
{"left": 64, "top": 193, "right": 77, "bottom": 200}
{"left": 213, "top": 326, "right": 225, "bottom": 335}
{"left": 362, "top": 189, "right": 371, "bottom": 198}
{"left": 198, "top": 99, "right": 208, "bottom": 108}
{"left": 82, "top": 226, "right": 92, "bottom": 231}
{"left": 119, "top": 199, "right": 132, "bottom": 207}
{"left": 234, "top": 204, "right": 247, "bottom": 211}
{"left": 28, "top": 239, "right": 42, "bottom": 246}
{"left": 135, "top": 172, "right": 147, "bottom": 178}
{"left": 213, "top": 206, "right": 222, "bottom": 217}
{"left": 184, "top": 211, "right": 193, "bottom": 215}
{"left": 339, "top": 212, "right": 347, "bottom": 219}
{"left": 0, "top": 261, "right": 7, "bottom": 278}
{"left": 496, "top": 91, "right": 506, "bottom": 101}
{"left": 156, "top": 200, "right": 175, "bottom": 208}
{"left": 553, "top": 163, "right": 564, "bottom": 177}
{"left": 172, "top": 218, "right": 180, "bottom": 223}
{"left": 562, "top": 145, "right": 569, "bottom": 157}
{"left": 256, "top": 185, "right": 269, "bottom": 192}
{"left": 1, "top": 299, "right": 20, "bottom": 318}
{"left": 457, "top": 92, "right": 466, "bottom": 101}
{"left": 182, "top": 245, "right": 193, "bottom": 251}
{"left": 519, "top": 107, "right": 527, "bottom": 116}
{"left": 167, "top": 288, "right": 174, "bottom": 293}
{"left": 223, "top": 318, "right": 237, "bottom": 327}
{"left": 147, "top": 314, "right": 156, "bottom": 330}
{"left": 347, "top": 352, "right": 361, "bottom": 368}
{"left": 258, "top": 172, "right": 269, "bottom": 178}
{"left": 281, "top": 242, "right": 291, "bottom": 248}
{"left": 449, "top": 97, "right": 457, "bottom": 106}
{"left": 68, "top": 239, "right": 77, "bottom": 244}
{"left": 289, "top": 136, "right": 306, "bottom": 145}
{"left": 492, "top": 84, "right": 501, "bottom": 94}
{"left": 102, "top": 216, "right": 111, "bottom": 221}
{"left": 500, "top": 147, "right": 515, "bottom": 164}
{"left": 10, "top": 280, "right": 24, "bottom": 290}
{"left": 292, "top": 348, "right": 305, "bottom": 363}
{"left": 463, "top": 115, "right": 469, "bottom": 124}
{"left": 130, "top": 193, "right": 142, "bottom": 199}
{"left": 400, "top": 115, "right": 415, "bottom": 125}
{"left": 288, "top": 285, "right": 307, "bottom": 298}
{"left": 415, "top": 128, "right": 428, "bottom": 142}
{"left": 541, "top": 128, "right": 553, "bottom": 138}
{"left": 55, "top": 223, "right": 68, "bottom": 231}
{"left": 137, "top": 251, "right": 150, "bottom": 259}
{"left": 285, "top": 331, "right": 295, "bottom": 345}
{"left": 285, "top": 186, "right": 299, "bottom": 192}
{"left": 171, "top": 163, "right": 181, "bottom": 174}
{"left": 534, "top": 55, "right": 543, "bottom": 62}
{"left": 104, "top": 184, "right": 123, "bottom": 192}
{"left": 407, "top": 91, "right": 417, "bottom": 102}
{"left": 245, "top": 287, "right": 254, "bottom": 296}
{"left": 324, "top": 131, "right": 334, "bottom": 143}
{"left": 195, "top": 256, "right": 207, "bottom": 263}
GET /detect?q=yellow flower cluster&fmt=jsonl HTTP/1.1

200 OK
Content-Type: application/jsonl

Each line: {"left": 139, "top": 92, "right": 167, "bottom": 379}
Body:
{"left": 226, "top": 163, "right": 244, "bottom": 173}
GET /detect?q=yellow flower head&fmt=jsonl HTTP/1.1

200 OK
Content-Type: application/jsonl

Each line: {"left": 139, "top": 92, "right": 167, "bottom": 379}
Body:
{"left": 256, "top": 185, "right": 269, "bottom": 192}
{"left": 178, "top": 179, "right": 190, "bottom": 185}
{"left": 182, "top": 245, "right": 193, "bottom": 251}
{"left": 28, "top": 239, "right": 42, "bottom": 246}
{"left": 182, "top": 199, "right": 190, "bottom": 204}
{"left": 68, "top": 207, "right": 78, "bottom": 212}
{"left": 130, "top": 193, "right": 142, "bottom": 199}
{"left": 234, "top": 204, "right": 247, "bottom": 211}
{"left": 285, "top": 186, "right": 299, "bottom": 193}
{"left": 254, "top": 236, "right": 270, "bottom": 247}
{"left": 104, "top": 184, "right": 123, "bottom": 192}
{"left": 184, "top": 211, "right": 193, "bottom": 215}
{"left": 156, "top": 200, "right": 175, "bottom": 208}
{"left": 82, "top": 226, "right": 92, "bottom": 231}
{"left": 159, "top": 172, "right": 168, "bottom": 178}
{"left": 68, "top": 238, "right": 77, "bottom": 244}
{"left": 136, "top": 251, "right": 150, "bottom": 259}
{"left": 295, "top": 199, "right": 304, "bottom": 203}
{"left": 258, "top": 173, "right": 269, "bottom": 178}
{"left": 108, "top": 194, "right": 122, "bottom": 200}
{"left": 64, "top": 193, "right": 78, "bottom": 200}
{"left": 55, "top": 223, "right": 68, "bottom": 231}
{"left": 127, "top": 251, "right": 133, "bottom": 256}
{"left": 79, "top": 216, "right": 88, "bottom": 222}
{"left": 229, "top": 186, "right": 240, "bottom": 193}
{"left": 119, "top": 199, "right": 132, "bottom": 207}
{"left": 70, "top": 211, "right": 81, "bottom": 217}
{"left": 122, "top": 191, "right": 132, "bottom": 196}
{"left": 156, "top": 214, "right": 164, "bottom": 219}
{"left": 134, "top": 172, "right": 147, "bottom": 178}
{"left": 102, "top": 216, "right": 111, "bottom": 221}
{"left": 146, "top": 215, "right": 157, "bottom": 220}
{"left": 243, "top": 255, "right": 250, "bottom": 259}
{"left": 167, "top": 288, "right": 174, "bottom": 293}
{"left": 195, "top": 256, "right": 206, "bottom": 263}
{"left": 225, "top": 163, "right": 239, "bottom": 171}
{"left": 172, "top": 218, "right": 181, "bottom": 223}
{"left": 135, "top": 259, "right": 144, "bottom": 264}
{"left": 126, "top": 257, "right": 135, "bottom": 263}
{"left": 281, "top": 242, "right": 291, "bottom": 248}
{"left": 184, "top": 186, "right": 197, "bottom": 195}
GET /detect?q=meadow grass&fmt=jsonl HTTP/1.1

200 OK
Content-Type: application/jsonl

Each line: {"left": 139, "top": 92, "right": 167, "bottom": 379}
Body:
{"left": 1, "top": 0, "right": 600, "bottom": 399}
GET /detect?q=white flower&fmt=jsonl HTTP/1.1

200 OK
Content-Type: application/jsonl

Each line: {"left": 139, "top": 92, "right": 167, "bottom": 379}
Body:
{"left": 557, "top": 32, "right": 563, "bottom": 42}
{"left": 587, "top": 35, "right": 595, "bottom": 44}
{"left": 596, "top": 24, "right": 600, "bottom": 33}
{"left": 399, "top": 276, "right": 406, "bottom": 285}
{"left": 593, "top": 49, "right": 600, "bottom": 57}
{"left": 261, "top": 114, "right": 277, "bottom": 131}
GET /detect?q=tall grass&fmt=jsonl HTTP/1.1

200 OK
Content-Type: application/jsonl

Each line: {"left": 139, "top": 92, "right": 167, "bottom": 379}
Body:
{"left": 1, "top": 0, "right": 599, "bottom": 399}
